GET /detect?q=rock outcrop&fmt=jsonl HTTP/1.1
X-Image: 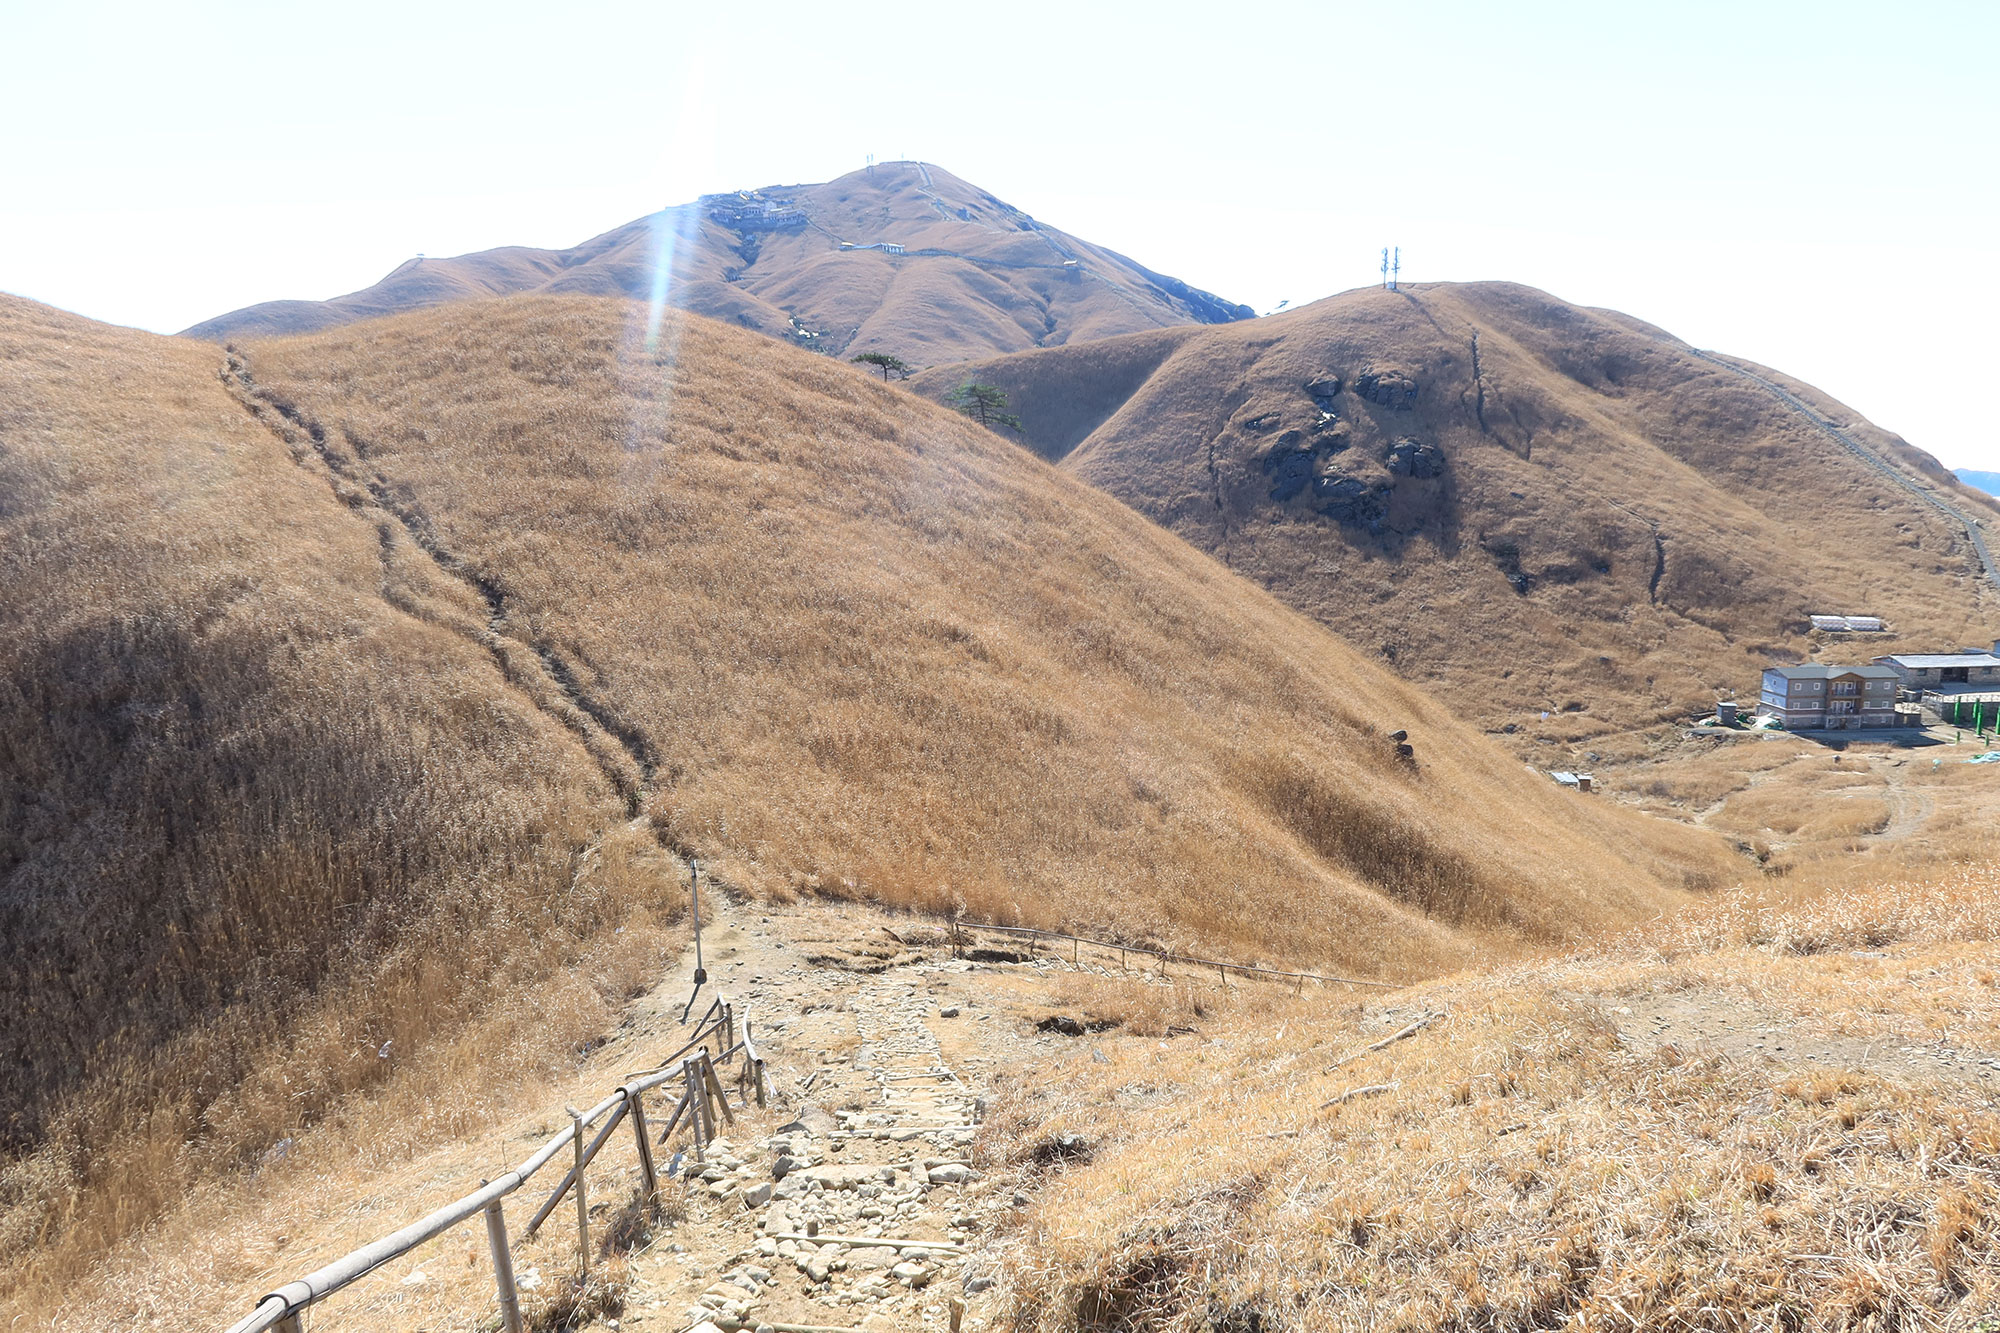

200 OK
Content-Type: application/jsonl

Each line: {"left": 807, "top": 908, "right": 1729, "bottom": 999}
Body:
{"left": 1384, "top": 438, "right": 1445, "bottom": 479}
{"left": 1355, "top": 369, "right": 1420, "bottom": 410}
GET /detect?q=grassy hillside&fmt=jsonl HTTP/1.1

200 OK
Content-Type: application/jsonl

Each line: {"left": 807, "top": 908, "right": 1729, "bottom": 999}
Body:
{"left": 0, "top": 296, "right": 684, "bottom": 1293}
{"left": 987, "top": 860, "right": 2000, "bottom": 1329}
{"left": 913, "top": 282, "right": 2000, "bottom": 741}
{"left": 1, "top": 291, "right": 1731, "bottom": 1300}
{"left": 246, "top": 293, "right": 1730, "bottom": 968}
{"left": 183, "top": 163, "right": 1252, "bottom": 364}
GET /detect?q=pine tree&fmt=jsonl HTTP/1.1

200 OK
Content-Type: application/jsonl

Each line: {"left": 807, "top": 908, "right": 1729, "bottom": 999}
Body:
{"left": 947, "top": 381, "right": 1023, "bottom": 432}
{"left": 849, "top": 352, "right": 913, "bottom": 381}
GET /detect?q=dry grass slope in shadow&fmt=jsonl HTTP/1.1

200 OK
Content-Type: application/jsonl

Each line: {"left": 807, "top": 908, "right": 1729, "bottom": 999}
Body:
{"left": 0, "top": 297, "right": 684, "bottom": 1305}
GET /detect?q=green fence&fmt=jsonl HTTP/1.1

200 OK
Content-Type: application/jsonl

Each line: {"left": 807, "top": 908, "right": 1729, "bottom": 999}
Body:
{"left": 1942, "top": 696, "right": 2000, "bottom": 732}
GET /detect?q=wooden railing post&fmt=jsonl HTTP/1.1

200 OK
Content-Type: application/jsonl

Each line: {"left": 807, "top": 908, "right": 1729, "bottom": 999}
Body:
{"left": 695, "top": 1050, "right": 731, "bottom": 1127}
{"left": 274, "top": 1314, "right": 303, "bottom": 1333}
{"left": 630, "top": 1090, "right": 658, "bottom": 1201}
{"left": 686, "top": 1060, "right": 708, "bottom": 1160}
{"left": 567, "top": 1108, "right": 590, "bottom": 1274}
{"left": 745, "top": 1014, "right": 767, "bottom": 1108}
{"left": 485, "top": 1197, "right": 525, "bottom": 1333}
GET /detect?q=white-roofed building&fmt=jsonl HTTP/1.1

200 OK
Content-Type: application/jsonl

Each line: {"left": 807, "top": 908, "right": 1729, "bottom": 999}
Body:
{"left": 1810, "top": 614, "right": 1886, "bottom": 633}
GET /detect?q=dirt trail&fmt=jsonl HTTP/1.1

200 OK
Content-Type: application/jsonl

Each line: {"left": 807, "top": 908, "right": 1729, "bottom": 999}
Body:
{"left": 1677, "top": 736, "right": 1942, "bottom": 854}
{"left": 1688, "top": 347, "right": 2000, "bottom": 589}
{"left": 220, "top": 350, "right": 657, "bottom": 813}
{"left": 1600, "top": 979, "right": 2000, "bottom": 1089}
{"left": 634, "top": 893, "right": 2000, "bottom": 1333}
{"left": 190, "top": 865, "right": 2000, "bottom": 1333}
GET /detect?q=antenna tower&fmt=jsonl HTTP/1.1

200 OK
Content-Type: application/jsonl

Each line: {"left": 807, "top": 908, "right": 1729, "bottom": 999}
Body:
{"left": 867, "top": 153, "right": 875, "bottom": 174}
{"left": 1391, "top": 247, "right": 1400, "bottom": 291}
{"left": 1380, "top": 247, "right": 1389, "bottom": 289}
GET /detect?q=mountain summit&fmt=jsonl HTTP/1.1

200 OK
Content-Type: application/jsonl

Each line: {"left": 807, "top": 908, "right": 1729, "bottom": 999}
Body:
{"left": 181, "top": 162, "right": 1253, "bottom": 362}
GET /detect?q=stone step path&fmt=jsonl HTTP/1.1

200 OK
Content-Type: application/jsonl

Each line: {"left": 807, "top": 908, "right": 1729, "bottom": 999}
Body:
{"left": 640, "top": 949, "right": 998, "bottom": 1333}
{"left": 841, "top": 975, "right": 980, "bottom": 1149}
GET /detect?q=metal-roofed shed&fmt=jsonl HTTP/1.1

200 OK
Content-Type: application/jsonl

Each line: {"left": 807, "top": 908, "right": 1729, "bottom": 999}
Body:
{"left": 1873, "top": 649, "right": 2000, "bottom": 693}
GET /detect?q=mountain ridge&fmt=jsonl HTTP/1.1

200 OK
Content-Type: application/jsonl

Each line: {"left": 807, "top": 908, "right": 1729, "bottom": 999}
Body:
{"left": 181, "top": 163, "right": 1253, "bottom": 364}
{"left": 912, "top": 279, "right": 2000, "bottom": 740}
{"left": 4, "top": 290, "right": 1731, "bottom": 1293}
{"left": 1955, "top": 466, "right": 2000, "bottom": 498}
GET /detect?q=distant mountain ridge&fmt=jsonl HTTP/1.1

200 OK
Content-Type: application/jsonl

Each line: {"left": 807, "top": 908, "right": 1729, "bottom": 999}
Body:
{"left": 1955, "top": 467, "right": 2000, "bottom": 498}
{"left": 911, "top": 280, "right": 2000, "bottom": 738}
{"left": 182, "top": 163, "right": 1253, "bottom": 364}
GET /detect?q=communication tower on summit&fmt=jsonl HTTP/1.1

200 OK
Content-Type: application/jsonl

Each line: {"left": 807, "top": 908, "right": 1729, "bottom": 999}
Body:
{"left": 1380, "top": 246, "right": 1401, "bottom": 291}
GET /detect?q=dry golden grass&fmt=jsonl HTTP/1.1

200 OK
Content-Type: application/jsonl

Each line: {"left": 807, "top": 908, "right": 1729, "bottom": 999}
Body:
{"left": 1710, "top": 788, "right": 1891, "bottom": 841}
{"left": 915, "top": 281, "right": 2000, "bottom": 742}
{"left": 247, "top": 291, "right": 1731, "bottom": 971}
{"left": 0, "top": 296, "right": 684, "bottom": 1304}
{"left": 1600, "top": 726, "right": 2000, "bottom": 876}
{"left": 981, "top": 863, "right": 2000, "bottom": 1330}
{"left": 0, "top": 289, "right": 1735, "bottom": 1318}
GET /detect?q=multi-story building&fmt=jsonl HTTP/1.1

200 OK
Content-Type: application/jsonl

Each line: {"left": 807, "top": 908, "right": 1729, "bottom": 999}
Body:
{"left": 1756, "top": 664, "right": 1904, "bottom": 729}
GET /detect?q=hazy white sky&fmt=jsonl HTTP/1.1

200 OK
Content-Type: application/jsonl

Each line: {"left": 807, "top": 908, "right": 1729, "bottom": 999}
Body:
{"left": 5, "top": 0, "right": 1995, "bottom": 466}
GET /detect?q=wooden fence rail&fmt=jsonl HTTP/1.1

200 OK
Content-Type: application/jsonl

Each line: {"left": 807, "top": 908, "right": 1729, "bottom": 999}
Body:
{"left": 220, "top": 917, "right": 1375, "bottom": 1331}
{"left": 220, "top": 996, "right": 765, "bottom": 1333}
{"left": 949, "top": 919, "right": 1400, "bottom": 991}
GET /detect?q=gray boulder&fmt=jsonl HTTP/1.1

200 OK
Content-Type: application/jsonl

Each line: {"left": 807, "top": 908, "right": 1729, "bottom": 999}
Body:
{"left": 1355, "top": 369, "right": 1419, "bottom": 409}
{"left": 1384, "top": 438, "right": 1445, "bottom": 479}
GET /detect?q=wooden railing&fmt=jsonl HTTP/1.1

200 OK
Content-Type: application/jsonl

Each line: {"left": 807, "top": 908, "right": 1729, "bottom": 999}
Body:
{"left": 219, "top": 919, "right": 1386, "bottom": 1331}
{"left": 948, "top": 919, "right": 1399, "bottom": 991}
{"left": 220, "top": 995, "right": 765, "bottom": 1333}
